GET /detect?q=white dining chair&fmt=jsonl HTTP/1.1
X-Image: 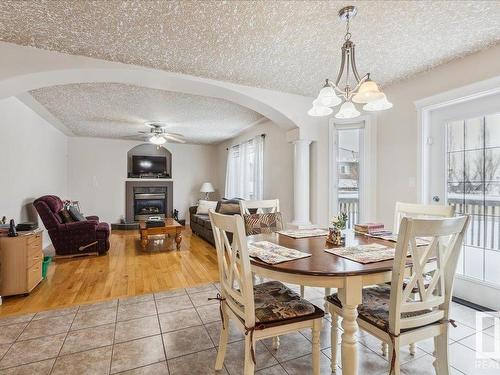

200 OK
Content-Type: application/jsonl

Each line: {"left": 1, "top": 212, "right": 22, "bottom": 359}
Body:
{"left": 393, "top": 201, "right": 456, "bottom": 356}
{"left": 239, "top": 199, "right": 280, "bottom": 215}
{"left": 327, "top": 215, "right": 469, "bottom": 375}
{"left": 209, "top": 210, "right": 324, "bottom": 375}
{"left": 393, "top": 202, "right": 455, "bottom": 233}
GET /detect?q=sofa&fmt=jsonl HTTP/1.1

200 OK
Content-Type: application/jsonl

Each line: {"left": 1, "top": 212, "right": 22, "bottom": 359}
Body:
{"left": 189, "top": 198, "right": 243, "bottom": 245}
{"left": 34, "top": 195, "right": 110, "bottom": 256}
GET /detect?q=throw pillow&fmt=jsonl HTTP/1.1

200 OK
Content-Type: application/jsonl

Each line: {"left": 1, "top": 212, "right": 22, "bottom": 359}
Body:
{"left": 196, "top": 200, "right": 218, "bottom": 215}
{"left": 58, "top": 209, "right": 75, "bottom": 223}
{"left": 68, "top": 205, "right": 86, "bottom": 222}
{"left": 215, "top": 198, "right": 242, "bottom": 215}
{"left": 243, "top": 212, "right": 284, "bottom": 236}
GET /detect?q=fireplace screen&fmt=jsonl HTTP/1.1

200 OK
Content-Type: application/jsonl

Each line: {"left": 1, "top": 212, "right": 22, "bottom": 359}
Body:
{"left": 134, "top": 191, "right": 166, "bottom": 221}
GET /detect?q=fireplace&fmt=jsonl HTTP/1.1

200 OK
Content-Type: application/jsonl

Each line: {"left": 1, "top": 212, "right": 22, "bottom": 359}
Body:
{"left": 134, "top": 187, "right": 167, "bottom": 221}
{"left": 126, "top": 180, "right": 173, "bottom": 222}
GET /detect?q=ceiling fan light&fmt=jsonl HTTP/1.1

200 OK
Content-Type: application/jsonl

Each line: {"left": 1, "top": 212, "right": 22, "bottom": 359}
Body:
{"left": 362, "top": 94, "right": 393, "bottom": 111}
{"left": 335, "top": 101, "right": 360, "bottom": 119}
{"left": 307, "top": 103, "right": 333, "bottom": 117}
{"left": 149, "top": 135, "right": 166, "bottom": 145}
{"left": 352, "top": 80, "right": 385, "bottom": 103}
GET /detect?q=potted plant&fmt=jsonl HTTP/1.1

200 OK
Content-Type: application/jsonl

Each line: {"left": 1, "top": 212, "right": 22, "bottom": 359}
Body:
{"left": 327, "top": 212, "right": 348, "bottom": 245}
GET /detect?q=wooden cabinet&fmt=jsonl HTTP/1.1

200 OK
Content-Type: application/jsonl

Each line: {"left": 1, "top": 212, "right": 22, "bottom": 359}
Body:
{"left": 0, "top": 230, "right": 43, "bottom": 297}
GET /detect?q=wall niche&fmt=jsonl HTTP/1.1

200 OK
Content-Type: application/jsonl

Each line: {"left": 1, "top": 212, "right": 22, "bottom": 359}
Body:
{"left": 127, "top": 144, "right": 172, "bottom": 178}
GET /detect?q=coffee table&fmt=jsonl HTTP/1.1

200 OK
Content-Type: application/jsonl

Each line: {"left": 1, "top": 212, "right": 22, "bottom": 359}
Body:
{"left": 139, "top": 218, "right": 182, "bottom": 250}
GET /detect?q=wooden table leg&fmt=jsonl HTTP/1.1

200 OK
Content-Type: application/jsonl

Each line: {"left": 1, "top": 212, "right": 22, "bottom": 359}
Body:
{"left": 140, "top": 230, "right": 148, "bottom": 250}
{"left": 175, "top": 229, "right": 182, "bottom": 250}
{"left": 338, "top": 276, "right": 362, "bottom": 375}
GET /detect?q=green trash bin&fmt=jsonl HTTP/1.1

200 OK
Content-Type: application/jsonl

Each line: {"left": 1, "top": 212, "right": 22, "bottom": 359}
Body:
{"left": 42, "top": 256, "right": 52, "bottom": 279}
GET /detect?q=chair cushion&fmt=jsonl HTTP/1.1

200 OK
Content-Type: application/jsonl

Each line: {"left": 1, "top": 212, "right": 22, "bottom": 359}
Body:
{"left": 253, "top": 281, "right": 322, "bottom": 324}
{"left": 215, "top": 198, "right": 242, "bottom": 215}
{"left": 68, "top": 205, "right": 86, "bottom": 221}
{"left": 243, "top": 213, "right": 284, "bottom": 236}
{"left": 326, "top": 284, "right": 430, "bottom": 331}
{"left": 58, "top": 209, "right": 75, "bottom": 223}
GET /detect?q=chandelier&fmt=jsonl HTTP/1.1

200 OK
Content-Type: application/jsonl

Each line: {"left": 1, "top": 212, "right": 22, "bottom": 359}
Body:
{"left": 308, "top": 6, "right": 392, "bottom": 119}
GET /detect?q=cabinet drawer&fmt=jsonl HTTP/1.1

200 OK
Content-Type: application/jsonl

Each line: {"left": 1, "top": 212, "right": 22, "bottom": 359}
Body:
{"left": 27, "top": 262, "right": 42, "bottom": 291}
{"left": 27, "top": 249, "right": 43, "bottom": 269}
{"left": 27, "top": 232, "right": 42, "bottom": 246}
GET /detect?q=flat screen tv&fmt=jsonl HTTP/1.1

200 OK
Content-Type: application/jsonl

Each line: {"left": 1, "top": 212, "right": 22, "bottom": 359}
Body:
{"left": 132, "top": 155, "right": 167, "bottom": 175}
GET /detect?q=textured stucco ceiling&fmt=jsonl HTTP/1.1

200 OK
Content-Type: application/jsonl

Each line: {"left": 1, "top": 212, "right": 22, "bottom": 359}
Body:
{"left": 30, "top": 83, "right": 264, "bottom": 144}
{"left": 1, "top": 1, "right": 500, "bottom": 97}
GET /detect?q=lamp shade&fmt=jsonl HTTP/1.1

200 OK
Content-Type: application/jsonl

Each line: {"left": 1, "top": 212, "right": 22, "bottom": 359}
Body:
{"left": 200, "top": 182, "right": 215, "bottom": 193}
{"left": 317, "top": 86, "right": 342, "bottom": 107}
{"left": 362, "top": 94, "right": 393, "bottom": 111}
{"left": 335, "top": 101, "right": 360, "bottom": 119}
{"left": 307, "top": 99, "right": 333, "bottom": 117}
{"left": 352, "top": 80, "right": 385, "bottom": 103}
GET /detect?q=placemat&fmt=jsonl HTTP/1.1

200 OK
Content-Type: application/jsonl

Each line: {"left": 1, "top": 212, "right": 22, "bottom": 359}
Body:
{"left": 364, "top": 232, "right": 430, "bottom": 246}
{"left": 277, "top": 228, "right": 329, "bottom": 239}
{"left": 325, "top": 243, "right": 397, "bottom": 264}
{"left": 248, "top": 241, "right": 312, "bottom": 264}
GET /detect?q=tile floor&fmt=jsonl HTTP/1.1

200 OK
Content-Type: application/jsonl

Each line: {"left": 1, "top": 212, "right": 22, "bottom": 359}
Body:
{"left": 0, "top": 282, "right": 498, "bottom": 374}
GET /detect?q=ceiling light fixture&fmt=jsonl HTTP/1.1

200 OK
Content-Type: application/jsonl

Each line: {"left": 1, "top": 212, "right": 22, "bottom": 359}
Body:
{"left": 149, "top": 135, "right": 166, "bottom": 145}
{"left": 308, "top": 5, "right": 392, "bottom": 119}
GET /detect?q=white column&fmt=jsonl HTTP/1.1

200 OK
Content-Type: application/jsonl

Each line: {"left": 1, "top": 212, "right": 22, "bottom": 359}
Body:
{"left": 290, "top": 139, "right": 312, "bottom": 228}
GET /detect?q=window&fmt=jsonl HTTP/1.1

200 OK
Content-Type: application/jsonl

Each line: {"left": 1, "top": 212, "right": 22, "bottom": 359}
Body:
{"left": 336, "top": 127, "right": 361, "bottom": 228}
{"left": 225, "top": 135, "right": 264, "bottom": 200}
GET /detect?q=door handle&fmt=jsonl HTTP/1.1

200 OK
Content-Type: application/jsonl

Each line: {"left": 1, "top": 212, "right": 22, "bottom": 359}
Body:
{"left": 432, "top": 196, "right": 440, "bottom": 202}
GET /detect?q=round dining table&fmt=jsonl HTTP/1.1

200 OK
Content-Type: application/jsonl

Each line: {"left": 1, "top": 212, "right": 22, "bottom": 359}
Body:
{"left": 247, "top": 231, "right": 398, "bottom": 375}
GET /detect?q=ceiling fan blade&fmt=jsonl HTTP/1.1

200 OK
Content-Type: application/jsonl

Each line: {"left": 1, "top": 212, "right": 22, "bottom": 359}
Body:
{"left": 162, "top": 133, "right": 186, "bottom": 143}
{"left": 121, "top": 134, "right": 148, "bottom": 139}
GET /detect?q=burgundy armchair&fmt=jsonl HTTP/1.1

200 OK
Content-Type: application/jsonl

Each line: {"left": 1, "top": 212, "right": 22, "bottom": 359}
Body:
{"left": 34, "top": 195, "right": 110, "bottom": 256}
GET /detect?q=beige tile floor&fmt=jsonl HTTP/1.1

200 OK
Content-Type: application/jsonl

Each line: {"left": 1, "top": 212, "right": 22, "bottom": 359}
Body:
{"left": 0, "top": 282, "right": 498, "bottom": 374}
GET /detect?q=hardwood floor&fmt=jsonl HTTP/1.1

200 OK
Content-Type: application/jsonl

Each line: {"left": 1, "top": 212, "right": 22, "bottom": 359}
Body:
{"left": 0, "top": 227, "right": 219, "bottom": 317}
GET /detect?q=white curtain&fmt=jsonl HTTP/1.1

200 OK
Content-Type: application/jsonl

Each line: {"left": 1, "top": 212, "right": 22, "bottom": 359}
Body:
{"left": 225, "top": 135, "right": 264, "bottom": 200}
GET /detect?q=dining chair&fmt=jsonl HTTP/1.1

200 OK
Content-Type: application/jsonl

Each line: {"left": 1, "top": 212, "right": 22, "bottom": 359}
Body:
{"left": 326, "top": 215, "right": 469, "bottom": 375}
{"left": 393, "top": 202, "right": 455, "bottom": 233}
{"left": 239, "top": 199, "right": 280, "bottom": 214}
{"left": 392, "top": 202, "right": 456, "bottom": 356}
{"left": 209, "top": 210, "right": 324, "bottom": 375}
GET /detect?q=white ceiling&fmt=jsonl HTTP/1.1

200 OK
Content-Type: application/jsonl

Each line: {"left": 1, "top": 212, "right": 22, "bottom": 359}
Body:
{"left": 30, "top": 83, "right": 264, "bottom": 144}
{"left": 1, "top": 1, "right": 499, "bottom": 96}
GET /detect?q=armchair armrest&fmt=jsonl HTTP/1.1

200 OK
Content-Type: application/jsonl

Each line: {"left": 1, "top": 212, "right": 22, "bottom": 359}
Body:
{"left": 189, "top": 206, "right": 198, "bottom": 215}
{"left": 58, "top": 220, "right": 98, "bottom": 232}
{"left": 86, "top": 215, "right": 99, "bottom": 222}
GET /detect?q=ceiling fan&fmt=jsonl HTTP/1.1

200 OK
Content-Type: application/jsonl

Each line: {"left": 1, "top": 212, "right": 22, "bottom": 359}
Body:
{"left": 128, "top": 121, "right": 186, "bottom": 145}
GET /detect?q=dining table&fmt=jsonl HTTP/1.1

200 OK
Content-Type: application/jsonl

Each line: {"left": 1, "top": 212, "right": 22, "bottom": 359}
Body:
{"left": 247, "top": 230, "right": 402, "bottom": 375}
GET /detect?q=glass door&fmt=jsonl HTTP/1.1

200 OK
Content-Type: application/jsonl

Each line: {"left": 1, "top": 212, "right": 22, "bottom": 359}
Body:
{"left": 428, "top": 95, "right": 500, "bottom": 307}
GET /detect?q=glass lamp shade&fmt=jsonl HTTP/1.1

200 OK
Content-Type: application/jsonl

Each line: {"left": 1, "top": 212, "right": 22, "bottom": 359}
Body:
{"left": 352, "top": 80, "right": 385, "bottom": 103}
{"left": 149, "top": 135, "right": 166, "bottom": 145}
{"left": 335, "top": 101, "right": 360, "bottom": 119}
{"left": 362, "top": 94, "right": 393, "bottom": 111}
{"left": 307, "top": 100, "right": 333, "bottom": 117}
{"left": 317, "top": 86, "right": 342, "bottom": 107}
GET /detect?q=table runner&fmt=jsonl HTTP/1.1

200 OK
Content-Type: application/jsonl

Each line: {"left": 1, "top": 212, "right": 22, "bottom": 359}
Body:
{"left": 277, "top": 228, "right": 329, "bottom": 239}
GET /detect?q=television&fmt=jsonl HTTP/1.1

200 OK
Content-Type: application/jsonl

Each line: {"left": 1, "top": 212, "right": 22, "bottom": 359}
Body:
{"left": 132, "top": 155, "right": 167, "bottom": 175}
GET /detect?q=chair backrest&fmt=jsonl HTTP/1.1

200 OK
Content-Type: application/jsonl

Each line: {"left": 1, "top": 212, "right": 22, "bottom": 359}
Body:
{"left": 33, "top": 195, "right": 64, "bottom": 229}
{"left": 239, "top": 199, "right": 280, "bottom": 215}
{"left": 389, "top": 216, "right": 469, "bottom": 335}
{"left": 393, "top": 202, "right": 455, "bottom": 233}
{"left": 209, "top": 210, "right": 256, "bottom": 328}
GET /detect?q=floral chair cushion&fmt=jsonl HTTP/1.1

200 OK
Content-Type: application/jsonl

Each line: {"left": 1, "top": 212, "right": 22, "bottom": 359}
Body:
{"left": 243, "top": 213, "right": 284, "bottom": 236}
{"left": 252, "top": 281, "right": 318, "bottom": 323}
{"left": 326, "top": 284, "right": 430, "bottom": 331}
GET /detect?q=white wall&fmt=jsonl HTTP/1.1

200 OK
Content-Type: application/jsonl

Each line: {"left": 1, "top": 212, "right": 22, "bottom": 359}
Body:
{"left": 215, "top": 119, "right": 294, "bottom": 224}
{"left": 0, "top": 97, "right": 68, "bottom": 248}
{"left": 376, "top": 45, "right": 500, "bottom": 228}
{"left": 67, "top": 137, "right": 216, "bottom": 224}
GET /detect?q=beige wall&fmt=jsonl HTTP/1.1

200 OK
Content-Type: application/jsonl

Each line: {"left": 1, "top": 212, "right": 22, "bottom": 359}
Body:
{"left": 67, "top": 137, "right": 217, "bottom": 224}
{"left": 376, "top": 44, "right": 500, "bottom": 227}
{"left": 215, "top": 120, "right": 294, "bottom": 224}
{"left": 0, "top": 97, "right": 68, "bottom": 248}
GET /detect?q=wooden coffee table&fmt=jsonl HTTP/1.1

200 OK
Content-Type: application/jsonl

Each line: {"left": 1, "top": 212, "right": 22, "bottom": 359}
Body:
{"left": 139, "top": 218, "right": 182, "bottom": 250}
